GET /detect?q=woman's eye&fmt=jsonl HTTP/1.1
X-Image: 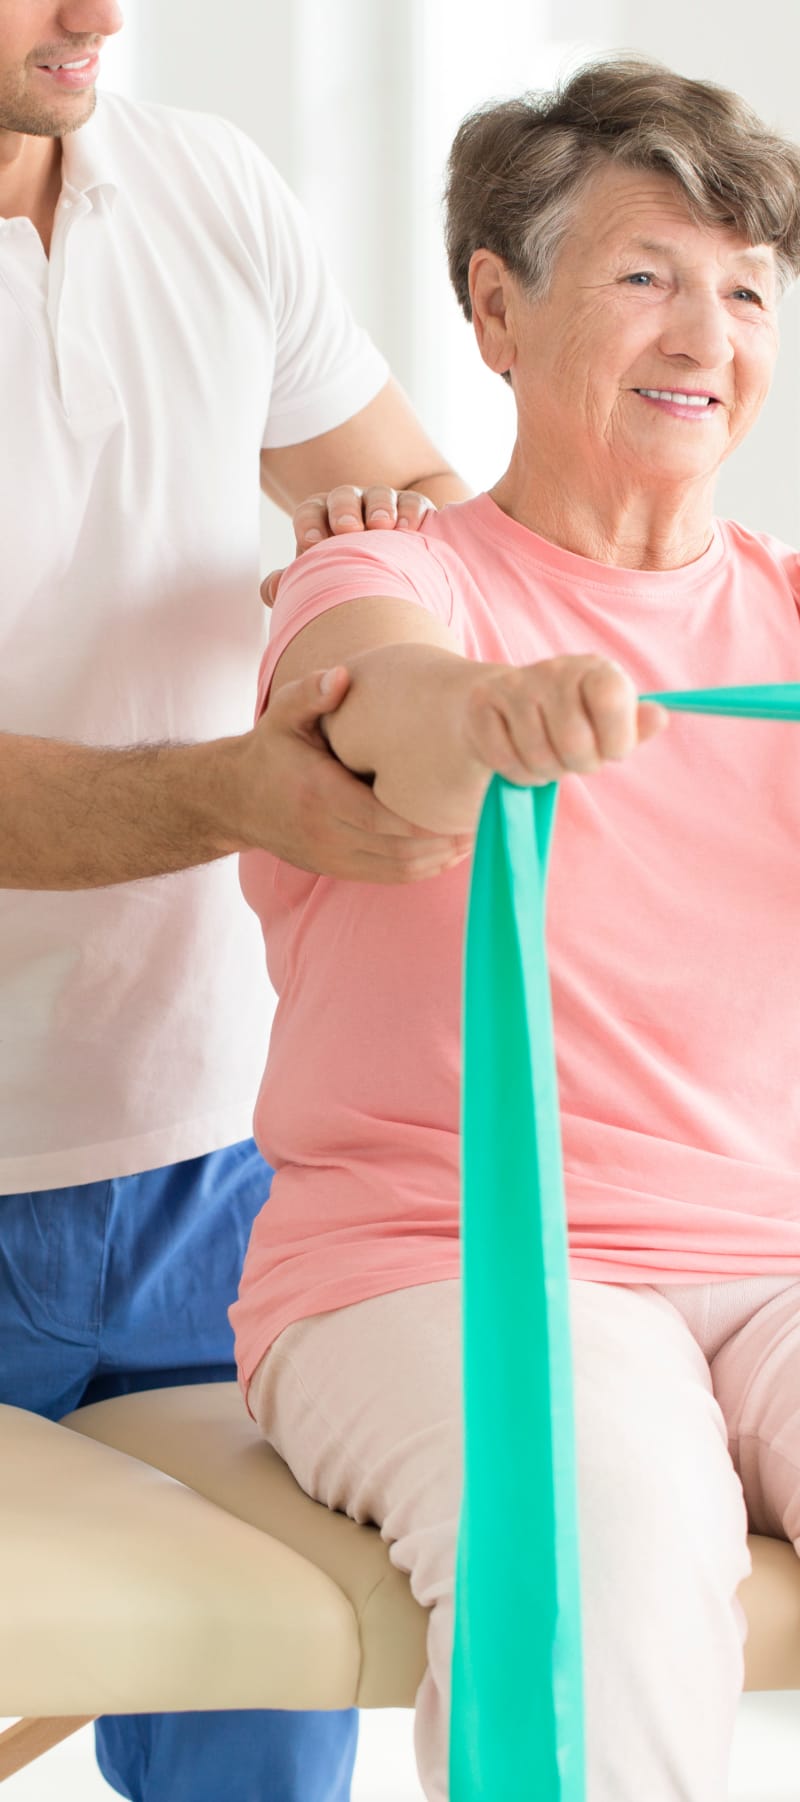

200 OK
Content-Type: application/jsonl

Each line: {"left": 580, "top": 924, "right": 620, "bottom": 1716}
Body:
{"left": 733, "top": 288, "right": 762, "bottom": 306}
{"left": 625, "top": 272, "right": 655, "bottom": 287}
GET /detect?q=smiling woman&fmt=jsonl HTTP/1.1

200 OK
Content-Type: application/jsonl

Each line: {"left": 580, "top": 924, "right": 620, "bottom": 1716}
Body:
{"left": 460, "top": 158, "right": 784, "bottom": 565}
{"left": 231, "top": 53, "right": 800, "bottom": 1802}
{"left": 440, "top": 58, "right": 800, "bottom": 567}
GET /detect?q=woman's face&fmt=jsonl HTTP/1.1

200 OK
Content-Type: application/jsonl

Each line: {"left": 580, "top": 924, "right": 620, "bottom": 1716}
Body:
{"left": 502, "top": 164, "right": 781, "bottom": 487}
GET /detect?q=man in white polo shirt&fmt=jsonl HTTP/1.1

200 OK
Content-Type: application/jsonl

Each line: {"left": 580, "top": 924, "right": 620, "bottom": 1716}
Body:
{"left": 0, "top": 3, "right": 469, "bottom": 1799}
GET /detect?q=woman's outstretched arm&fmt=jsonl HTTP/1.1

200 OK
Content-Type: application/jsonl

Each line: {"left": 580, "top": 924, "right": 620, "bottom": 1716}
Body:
{"left": 269, "top": 595, "right": 667, "bottom": 837}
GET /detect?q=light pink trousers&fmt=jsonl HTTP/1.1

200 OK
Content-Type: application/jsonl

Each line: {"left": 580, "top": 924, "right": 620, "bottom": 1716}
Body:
{"left": 249, "top": 1274, "right": 800, "bottom": 1802}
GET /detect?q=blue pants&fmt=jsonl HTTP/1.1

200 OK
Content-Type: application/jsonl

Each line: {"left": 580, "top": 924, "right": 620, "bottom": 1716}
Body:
{"left": 0, "top": 1142, "right": 357, "bottom": 1802}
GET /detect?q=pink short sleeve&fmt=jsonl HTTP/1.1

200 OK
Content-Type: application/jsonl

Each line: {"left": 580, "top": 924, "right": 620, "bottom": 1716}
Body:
{"left": 256, "top": 528, "right": 455, "bottom": 718}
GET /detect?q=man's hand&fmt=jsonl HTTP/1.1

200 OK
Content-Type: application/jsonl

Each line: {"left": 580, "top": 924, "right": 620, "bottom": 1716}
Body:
{"left": 293, "top": 484, "right": 434, "bottom": 544}
{"left": 230, "top": 664, "right": 473, "bottom": 882}
{"left": 261, "top": 485, "right": 434, "bottom": 608}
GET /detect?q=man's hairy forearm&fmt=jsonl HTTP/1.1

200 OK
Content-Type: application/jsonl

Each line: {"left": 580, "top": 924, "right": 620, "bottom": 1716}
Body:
{"left": 0, "top": 732, "right": 244, "bottom": 889}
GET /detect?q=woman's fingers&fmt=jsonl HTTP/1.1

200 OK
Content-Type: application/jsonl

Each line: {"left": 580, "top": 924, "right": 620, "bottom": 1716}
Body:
{"left": 469, "top": 656, "right": 668, "bottom": 785}
{"left": 636, "top": 699, "right": 671, "bottom": 741}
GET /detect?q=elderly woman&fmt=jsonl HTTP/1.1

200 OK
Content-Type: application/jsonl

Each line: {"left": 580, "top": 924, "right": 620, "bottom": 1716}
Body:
{"left": 231, "top": 57, "right": 800, "bottom": 1802}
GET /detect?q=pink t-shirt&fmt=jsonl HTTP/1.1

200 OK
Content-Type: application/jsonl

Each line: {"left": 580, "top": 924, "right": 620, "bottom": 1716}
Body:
{"left": 232, "top": 494, "right": 800, "bottom": 1389}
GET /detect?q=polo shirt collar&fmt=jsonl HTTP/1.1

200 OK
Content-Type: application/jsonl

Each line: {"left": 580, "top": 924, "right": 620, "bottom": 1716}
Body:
{"left": 60, "top": 98, "right": 118, "bottom": 213}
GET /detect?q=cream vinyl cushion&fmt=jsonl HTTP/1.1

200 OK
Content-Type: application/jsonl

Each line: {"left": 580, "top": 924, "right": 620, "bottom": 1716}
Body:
{"left": 0, "top": 1381, "right": 799, "bottom": 1724}
{"left": 64, "top": 1383, "right": 800, "bottom": 1697}
{"left": 64, "top": 1383, "right": 427, "bottom": 1708}
{"left": 0, "top": 1400, "right": 357, "bottom": 1718}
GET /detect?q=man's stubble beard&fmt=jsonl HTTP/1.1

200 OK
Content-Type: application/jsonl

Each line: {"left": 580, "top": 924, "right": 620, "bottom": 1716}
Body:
{"left": 0, "top": 71, "right": 96, "bottom": 138}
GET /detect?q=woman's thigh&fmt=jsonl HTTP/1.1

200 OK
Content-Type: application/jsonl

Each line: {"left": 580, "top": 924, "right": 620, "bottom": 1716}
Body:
{"left": 249, "top": 1279, "right": 463, "bottom": 1607}
{"left": 251, "top": 1277, "right": 752, "bottom": 1802}
{"left": 250, "top": 1275, "right": 749, "bottom": 1609}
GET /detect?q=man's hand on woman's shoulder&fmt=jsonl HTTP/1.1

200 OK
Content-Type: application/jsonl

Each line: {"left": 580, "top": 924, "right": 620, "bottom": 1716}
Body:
{"left": 261, "top": 485, "right": 435, "bottom": 607}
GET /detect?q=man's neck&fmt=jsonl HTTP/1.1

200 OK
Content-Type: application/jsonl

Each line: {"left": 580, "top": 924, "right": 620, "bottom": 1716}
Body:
{"left": 0, "top": 131, "right": 62, "bottom": 254}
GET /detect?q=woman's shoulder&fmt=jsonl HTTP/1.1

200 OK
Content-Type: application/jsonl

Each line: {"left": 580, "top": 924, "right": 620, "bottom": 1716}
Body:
{"left": 718, "top": 516, "right": 800, "bottom": 590}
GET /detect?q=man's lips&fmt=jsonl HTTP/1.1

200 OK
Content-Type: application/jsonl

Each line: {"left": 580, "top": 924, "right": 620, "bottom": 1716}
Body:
{"left": 33, "top": 52, "right": 101, "bottom": 90}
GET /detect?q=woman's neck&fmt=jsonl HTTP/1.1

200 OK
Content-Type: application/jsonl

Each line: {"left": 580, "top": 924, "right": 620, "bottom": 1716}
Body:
{"left": 491, "top": 451, "right": 716, "bottom": 572}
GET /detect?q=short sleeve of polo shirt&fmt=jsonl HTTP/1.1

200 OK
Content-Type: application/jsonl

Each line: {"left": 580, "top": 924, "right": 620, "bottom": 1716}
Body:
{"left": 213, "top": 122, "right": 390, "bottom": 449}
{"left": 256, "top": 530, "right": 457, "bottom": 717}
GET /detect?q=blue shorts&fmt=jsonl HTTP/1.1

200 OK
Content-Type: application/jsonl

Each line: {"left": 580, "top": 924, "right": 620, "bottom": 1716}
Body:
{"left": 0, "top": 1141, "right": 357, "bottom": 1802}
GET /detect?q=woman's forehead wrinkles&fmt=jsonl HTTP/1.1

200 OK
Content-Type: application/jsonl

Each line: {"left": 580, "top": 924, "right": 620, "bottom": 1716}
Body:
{"left": 624, "top": 234, "right": 773, "bottom": 270}
{"left": 577, "top": 210, "right": 777, "bottom": 286}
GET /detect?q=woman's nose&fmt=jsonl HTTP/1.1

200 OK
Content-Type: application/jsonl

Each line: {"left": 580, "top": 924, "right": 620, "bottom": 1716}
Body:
{"left": 656, "top": 294, "right": 733, "bottom": 372}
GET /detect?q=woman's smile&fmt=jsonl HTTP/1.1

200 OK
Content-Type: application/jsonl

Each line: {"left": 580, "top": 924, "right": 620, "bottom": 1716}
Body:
{"left": 633, "top": 387, "right": 723, "bottom": 421}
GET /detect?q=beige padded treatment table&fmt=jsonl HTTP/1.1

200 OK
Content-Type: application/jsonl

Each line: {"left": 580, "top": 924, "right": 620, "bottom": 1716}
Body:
{"left": 1, "top": 1380, "right": 799, "bottom": 1783}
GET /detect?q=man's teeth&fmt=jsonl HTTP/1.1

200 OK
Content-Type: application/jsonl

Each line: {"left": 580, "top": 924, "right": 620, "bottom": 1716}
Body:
{"left": 43, "top": 57, "right": 91, "bottom": 70}
{"left": 637, "top": 389, "right": 712, "bottom": 407}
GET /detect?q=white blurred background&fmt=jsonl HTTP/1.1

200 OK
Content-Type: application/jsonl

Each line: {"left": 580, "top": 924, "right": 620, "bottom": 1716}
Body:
{"left": 17, "top": 2, "right": 800, "bottom": 1796}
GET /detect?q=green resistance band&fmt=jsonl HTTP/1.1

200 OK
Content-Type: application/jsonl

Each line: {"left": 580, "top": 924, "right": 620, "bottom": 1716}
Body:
{"left": 450, "top": 684, "right": 800, "bottom": 1802}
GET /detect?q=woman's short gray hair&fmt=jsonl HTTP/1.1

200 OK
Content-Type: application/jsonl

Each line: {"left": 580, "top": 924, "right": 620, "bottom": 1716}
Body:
{"left": 445, "top": 56, "right": 800, "bottom": 317}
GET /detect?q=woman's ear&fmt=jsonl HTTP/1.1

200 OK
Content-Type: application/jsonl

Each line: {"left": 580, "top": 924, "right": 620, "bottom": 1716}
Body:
{"left": 469, "top": 250, "right": 517, "bottom": 379}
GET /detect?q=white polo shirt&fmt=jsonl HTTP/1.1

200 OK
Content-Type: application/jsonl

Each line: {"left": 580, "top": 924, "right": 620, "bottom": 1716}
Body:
{"left": 0, "top": 92, "right": 389, "bottom": 1193}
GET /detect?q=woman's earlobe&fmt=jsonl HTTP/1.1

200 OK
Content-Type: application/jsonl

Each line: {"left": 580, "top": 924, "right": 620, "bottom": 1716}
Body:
{"left": 470, "top": 251, "right": 516, "bottom": 377}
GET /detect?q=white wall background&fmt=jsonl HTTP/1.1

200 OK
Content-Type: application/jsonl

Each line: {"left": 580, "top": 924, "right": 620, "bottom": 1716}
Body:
{"left": 106, "top": 0, "right": 800, "bottom": 556}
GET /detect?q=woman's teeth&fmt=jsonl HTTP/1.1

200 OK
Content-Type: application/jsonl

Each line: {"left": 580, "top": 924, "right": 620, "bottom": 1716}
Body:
{"left": 637, "top": 390, "right": 713, "bottom": 407}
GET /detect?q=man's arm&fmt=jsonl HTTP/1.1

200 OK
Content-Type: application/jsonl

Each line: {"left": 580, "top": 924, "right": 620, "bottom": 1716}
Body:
{"left": 0, "top": 670, "right": 472, "bottom": 890}
{"left": 260, "top": 377, "right": 471, "bottom": 515}
{"left": 3, "top": 383, "right": 473, "bottom": 892}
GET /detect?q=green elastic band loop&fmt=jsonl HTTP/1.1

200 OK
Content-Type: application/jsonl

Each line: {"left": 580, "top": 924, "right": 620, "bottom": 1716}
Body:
{"left": 450, "top": 682, "right": 800, "bottom": 1801}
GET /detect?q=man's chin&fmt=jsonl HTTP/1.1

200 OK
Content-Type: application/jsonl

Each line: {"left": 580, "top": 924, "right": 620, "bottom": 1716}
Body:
{"left": 0, "top": 86, "right": 97, "bottom": 138}
{"left": 59, "top": 89, "right": 97, "bottom": 136}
